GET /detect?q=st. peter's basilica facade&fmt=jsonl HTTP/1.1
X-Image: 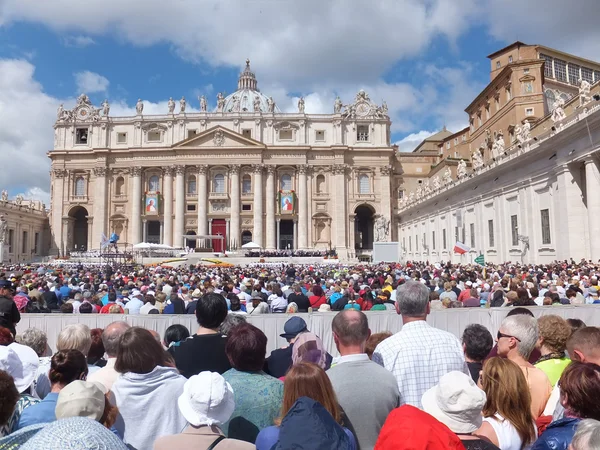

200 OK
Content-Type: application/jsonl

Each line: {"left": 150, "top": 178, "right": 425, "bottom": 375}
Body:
{"left": 49, "top": 61, "right": 399, "bottom": 259}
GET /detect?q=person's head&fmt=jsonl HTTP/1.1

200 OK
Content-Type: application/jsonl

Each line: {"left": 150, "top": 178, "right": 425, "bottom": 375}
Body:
{"left": 537, "top": 315, "right": 571, "bottom": 354}
{"left": 497, "top": 314, "right": 538, "bottom": 359}
{"left": 444, "top": 281, "right": 452, "bottom": 291}
{"left": 60, "top": 303, "right": 74, "bottom": 314}
{"left": 332, "top": 310, "right": 370, "bottom": 353}
{"left": 16, "top": 328, "right": 47, "bottom": 357}
{"left": 277, "top": 362, "right": 341, "bottom": 425}
{"left": 163, "top": 324, "right": 190, "bottom": 348}
{"left": 312, "top": 285, "right": 324, "bottom": 297}
{"left": 480, "top": 357, "right": 536, "bottom": 446}
{"left": 114, "top": 327, "right": 170, "bottom": 374}
{"left": 292, "top": 332, "right": 326, "bottom": 369}
{"left": 0, "top": 370, "right": 19, "bottom": 427}
{"left": 101, "top": 322, "right": 130, "bottom": 359}
{"left": 196, "top": 293, "right": 228, "bottom": 329}
{"left": 78, "top": 302, "right": 93, "bottom": 314}
{"left": 88, "top": 329, "right": 105, "bottom": 364}
{"left": 57, "top": 324, "right": 92, "bottom": 356}
{"left": 219, "top": 313, "right": 247, "bottom": 336}
{"left": 225, "top": 323, "right": 266, "bottom": 372}
{"left": 462, "top": 324, "right": 493, "bottom": 363}
{"left": 280, "top": 316, "right": 308, "bottom": 343}
{"left": 567, "top": 327, "right": 600, "bottom": 364}
{"left": 365, "top": 332, "right": 392, "bottom": 359}
{"left": 177, "top": 372, "right": 235, "bottom": 427}
{"left": 571, "top": 419, "right": 600, "bottom": 450}
{"left": 559, "top": 361, "right": 600, "bottom": 420}
{"left": 421, "top": 371, "right": 486, "bottom": 434}
{"left": 567, "top": 318, "right": 587, "bottom": 335}
{"left": 49, "top": 350, "right": 89, "bottom": 388}
{"left": 396, "top": 280, "right": 430, "bottom": 318}
{"left": 229, "top": 296, "right": 241, "bottom": 312}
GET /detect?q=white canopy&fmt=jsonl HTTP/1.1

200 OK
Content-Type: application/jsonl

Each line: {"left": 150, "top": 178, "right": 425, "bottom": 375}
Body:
{"left": 132, "top": 242, "right": 173, "bottom": 250}
{"left": 241, "top": 241, "right": 261, "bottom": 249}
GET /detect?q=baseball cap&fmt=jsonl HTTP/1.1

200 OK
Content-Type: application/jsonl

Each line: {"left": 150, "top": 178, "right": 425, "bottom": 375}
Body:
{"left": 280, "top": 316, "right": 308, "bottom": 339}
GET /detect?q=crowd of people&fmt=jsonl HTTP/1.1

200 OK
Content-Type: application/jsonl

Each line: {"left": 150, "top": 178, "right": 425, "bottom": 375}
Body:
{"left": 243, "top": 249, "right": 334, "bottom": 258}
{"left": 2, "top": 259, "right": 600, "bottom": 321}
{"left": 0, "top": 260, "right": 600, "bottom": 448}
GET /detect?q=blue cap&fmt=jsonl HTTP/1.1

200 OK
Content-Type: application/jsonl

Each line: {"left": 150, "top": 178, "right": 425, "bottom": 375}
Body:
{"left": 280, "top": 316, "right": 308, "bottom": 339}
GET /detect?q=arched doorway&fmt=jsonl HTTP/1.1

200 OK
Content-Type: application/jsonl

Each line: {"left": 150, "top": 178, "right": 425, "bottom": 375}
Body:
{"left": 69, "top": 206, "right": 89, "bottom": 251}
{"left": 186, "top": 230, "right": 197, "bottom": 249}
{"left": 355, "top": 204, "right": 375, "bottom": 250}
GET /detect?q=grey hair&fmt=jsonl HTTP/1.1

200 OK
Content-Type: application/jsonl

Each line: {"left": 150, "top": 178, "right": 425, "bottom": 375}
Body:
{"left": 102, "top": 321, "right": 131, "bottom": 357}
{"left": 571, "top": 419, "right": 600, "bottom": 450}
{"left": 57, "top": 323, "right": 92, "bottom": 356}
{"left": 501, "top": 314, "right": 539, "bottom": 358}
{"left": 219, "top": 313, "right": 247, "bottom": 336}
{"left": 16, "top": 328, "right": 48, "bottom": 357}
{"left": 397, "top": 281, "right": 430, "bottom": 317}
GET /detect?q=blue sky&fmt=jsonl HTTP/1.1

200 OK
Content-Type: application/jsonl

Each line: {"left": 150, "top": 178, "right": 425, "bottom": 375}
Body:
{"left": 0, "top": 0, "right": 598, "bottom": 204}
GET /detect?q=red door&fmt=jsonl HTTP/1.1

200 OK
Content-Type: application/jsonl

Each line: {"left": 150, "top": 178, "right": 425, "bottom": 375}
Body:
{"left": 211, "top": 219, "right": 227, "bottom": 252}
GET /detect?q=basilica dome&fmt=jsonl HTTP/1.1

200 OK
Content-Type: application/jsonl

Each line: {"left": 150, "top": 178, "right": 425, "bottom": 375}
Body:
{"left": 218, "top": 60, "right": 281, "bottom": 113}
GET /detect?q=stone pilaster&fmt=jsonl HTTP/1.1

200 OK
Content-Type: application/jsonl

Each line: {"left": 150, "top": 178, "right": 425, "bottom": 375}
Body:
{"left": 174, "top": 165, "right": 185, "bottom": 247}
{"left": 252, "top": 164, "right": 264, "bottom": 247}
{"left": 298, "top": 164, "right": 308, "bottom": 249}
{"left": 92, "top": 166, "right": 108, "bottom": 249}
{"left": 130, "top": 167, "right": 142, "bottom": 244}
{"left": 162, "top": 166, "right": 174, "bottom": 246}
{"left": 229, "top": 165, "right": 241, "bottom": 249}
{"left": 197, "top": 165, "right": 208, "bottom": 241}
{"left": 265, "top": 165, "right": 276, "bottom": 249}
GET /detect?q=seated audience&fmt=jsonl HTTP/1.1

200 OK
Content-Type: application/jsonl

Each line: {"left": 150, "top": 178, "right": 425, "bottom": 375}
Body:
{"left": 18, "top": 349, "right": 88, "bottom": 430}
{"left": 255, "top": 362, "right": 356, "bottom": 450}
{"left": 222, "top": 323, "right": 283, "bottom": 443}
{"left": 476, "top": 357, "right": 537, "bottom": 450}
{"left": 534, "top": 315, "right": 571, "bottom": 387}
{"left": 112, "top": 327, "right": 187, "bottom": 450}
{"left": 422, "top": 371, "right": 500, "bottom": 449}
{"left": 170, "top": 293, "right": 231, "bottom": 377}
{"left": 462, "top": 324, "right": 494, "bottom": 383}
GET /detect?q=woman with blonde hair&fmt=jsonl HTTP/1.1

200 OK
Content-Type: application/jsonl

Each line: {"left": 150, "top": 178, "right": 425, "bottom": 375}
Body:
{"left": 476, "top": 357, "right": 537, "bottom": 450}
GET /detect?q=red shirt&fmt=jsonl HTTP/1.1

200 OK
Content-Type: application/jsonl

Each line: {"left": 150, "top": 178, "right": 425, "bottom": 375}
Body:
{"left": 99, "top": 303, "right": 124, "bottom": 314}
{"left": 458, "top": 289, "right": 471, "bottom": 303}
{"left": 309, "top": 295, "right": 327, "bottom": 309}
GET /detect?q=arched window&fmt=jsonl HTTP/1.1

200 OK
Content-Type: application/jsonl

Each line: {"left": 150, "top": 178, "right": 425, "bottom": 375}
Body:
{"left": 187, "top": 175, "right": 197, "bottom": 195}
{"left": 213, "top": 174, "right": 225, "bottom": 193}
{"left": 281, "top": 174, "right": 292, "bottom": 191}
{"left": 358, "top": 174, "right": 369, "bottom": 194}
{"left": 242, "top": 230, "right": 253, "bottom": 245}
{"left": 74, "top": 177, "right": 85, "bottom": 196}
{"left": 241, "top": 175, "right": 252, "bottom": 194}
{"left": 148, "top": 175, "right": 160, "bottom": 192}
{"left": 316, "top": 174, "right": 325, "bottom": 194}
{"left": 115, "top": 177, "right": 125, "bottom": 195}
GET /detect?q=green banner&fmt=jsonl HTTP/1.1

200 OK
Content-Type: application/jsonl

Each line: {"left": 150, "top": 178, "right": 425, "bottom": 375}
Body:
{"left": 474, "top": 254, "right": 485, "bottom": 265}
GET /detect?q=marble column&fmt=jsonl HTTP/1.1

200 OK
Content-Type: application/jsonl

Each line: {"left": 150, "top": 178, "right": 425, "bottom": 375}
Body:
{"left": 197, "top": 165, "right": 208, "bottom": 246}
{"left": 225, "top": 218, "right": 230, "bottom": 251}
{"left": 159, "top": 221, "right": 164, "bottom": 244}
{"left": 586, "top": 158, "right": 600, "bottom": 260}
{"left": 163, "top": 166, "right": 174, "bottom": 246}
{"left": 130, "top": 167, "right": 142, "bottom": 244}
{"left": 298, "top": 165, "right": 308, "bottom": 249}
{"left": 174, "top": 165, "right": 185, "bottom": 247}
{"left": 332, "top": 164, "right": 348, "bottom": 257}
{"left": 293, "top": 219, "right": 298, "bottom": 250}
{"left": 306, "top": 167, "right": 313, "bottom": 247}
{"left": 51, "top": 169, "right": 66, "bottom": 254}
{"left": 379, "top": 166, "right": 392, "bottom": 231}
{"left": 265, "top": 165, "right": 276, "bottom": 249}
{"left": 253, "top": 164, "right": 264, "bottom": 247}
{"left": 92, "top": 167, "right": 108, "bottom": 249}
{"left": 276, "top": 218, "right": 281, "bottom": 250}
{"left": 229, "top": 165, "right": 241, "bottom": 250}
{"left": 142, "top": 219, "right": 148, "bottom": 242}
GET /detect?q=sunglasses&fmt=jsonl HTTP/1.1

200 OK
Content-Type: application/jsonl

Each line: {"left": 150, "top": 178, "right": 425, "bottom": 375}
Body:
{"left": 497, "top": 331, "right": 521, "bottom": 342}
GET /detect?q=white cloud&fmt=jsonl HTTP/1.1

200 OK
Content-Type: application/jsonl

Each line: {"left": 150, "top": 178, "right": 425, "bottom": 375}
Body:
{"left": 63, "top": 35, "right": 96, "bottom": 48}
{"left": 0, "top": 59, "right": 61, "bottom": 200}
{"left": 74, "top": 70, "right": 109, "bottom": 94}
{"left": 395, "top": 130, "right": 438, "bottom": 153}
{"left": 0, "top": 0, "right": 480, "bottom": 89}
{"left": 20, "top": 187, "right": 51, "bottom": 207}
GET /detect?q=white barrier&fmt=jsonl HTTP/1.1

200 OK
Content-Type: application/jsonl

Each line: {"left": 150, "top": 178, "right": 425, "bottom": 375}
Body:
{"left": 15, "top": 306, "right": 598, "bottom": 356}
